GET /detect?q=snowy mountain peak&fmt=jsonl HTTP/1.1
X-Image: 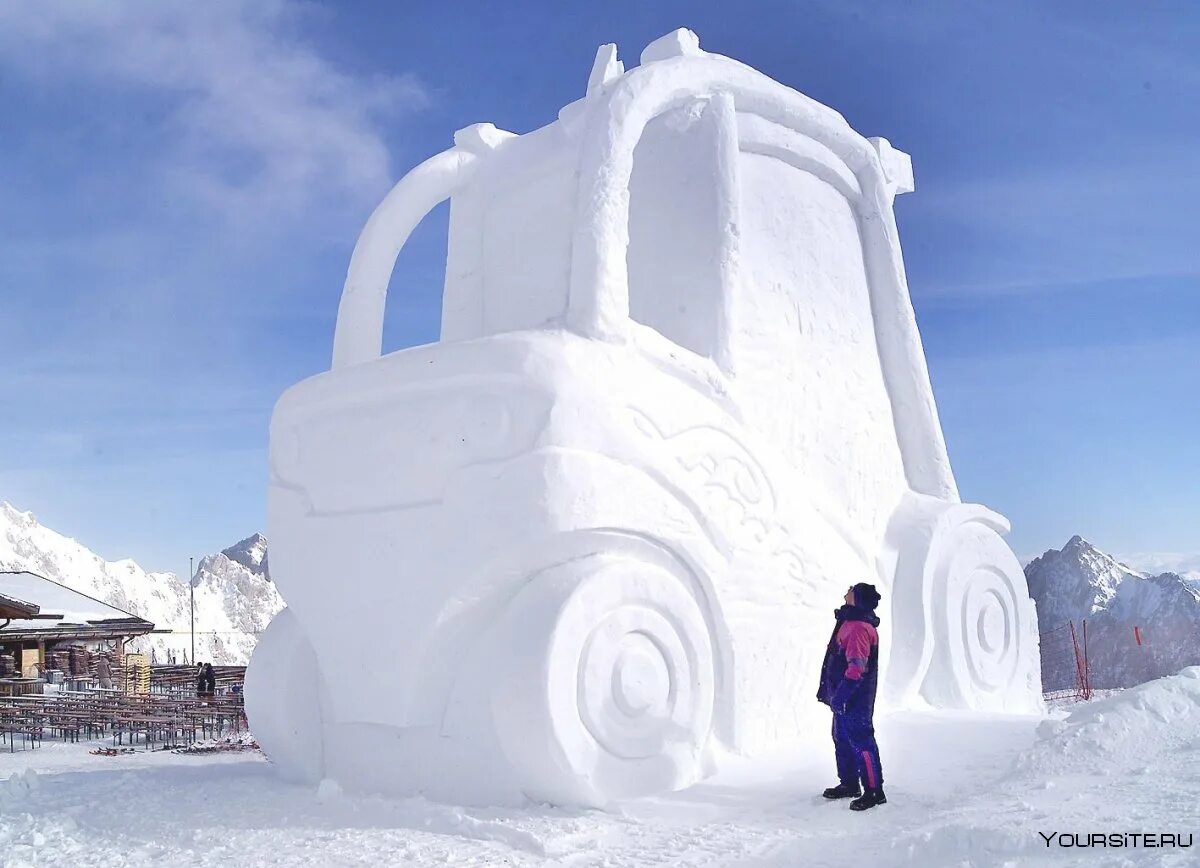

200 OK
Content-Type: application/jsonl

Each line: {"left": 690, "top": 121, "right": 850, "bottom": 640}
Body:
{"left": 0, "top": 500, "right": 281, "bottom": 664}
{"left": 1026, "top": 536, "right": 1200, "bottom": 690}
{"left": 1025, "top": 536, "right": 1135, "bottom": 626}
{"left": 1, "top": 501, "right": 58, "bottom": 542}
{"left": 219, "top": 532, "right": 269, "bottom": 579}
{"left": 1, "top": 501, "right": 30, "bottom": 524}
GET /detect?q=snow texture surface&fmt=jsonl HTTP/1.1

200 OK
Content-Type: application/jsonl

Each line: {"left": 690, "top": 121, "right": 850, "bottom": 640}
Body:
{"left": 4, "top": 677, "right": 1198, "bottom": 867}
{"left": 250, "top": 29, "right": 1042, "bottom": 807}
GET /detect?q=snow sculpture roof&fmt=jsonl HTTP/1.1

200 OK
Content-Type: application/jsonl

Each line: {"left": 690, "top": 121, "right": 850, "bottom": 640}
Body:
{"left": 328, "top": 28, "right": 958, "bottom": 504}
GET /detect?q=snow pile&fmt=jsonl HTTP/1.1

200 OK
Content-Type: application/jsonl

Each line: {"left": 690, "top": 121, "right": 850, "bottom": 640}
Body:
{"left": 893, "top": 672, "right": 1200, "bottom": 866}
{"left": 1016, "top": 666, "right": 1200, "bottom": 778}
{"left": 1, "top": 769, "right": 40, "bottom": 804}
{"left": 0, "top": 501, "right": 282, "bottom": 664}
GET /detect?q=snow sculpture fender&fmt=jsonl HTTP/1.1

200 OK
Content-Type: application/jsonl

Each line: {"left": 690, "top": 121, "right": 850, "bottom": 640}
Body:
{"left": 882, "top": 494, "right": 1042, "bottom": 712}
{"left": 248, "top": 28, "right": 1044, "bottom": 808}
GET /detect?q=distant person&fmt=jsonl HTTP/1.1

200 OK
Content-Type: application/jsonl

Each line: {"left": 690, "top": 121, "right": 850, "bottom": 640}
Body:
{"left": 816, "top": 582, "right": 886, "bottom": 811}
{"left": 196, "top": 663, "right": 207, "bottom": 698}
{"left": 96, "top": 655, "right": 113, "bottom": 690}
{"left": 203, "top": 663, "right": 217, "bottom": 696}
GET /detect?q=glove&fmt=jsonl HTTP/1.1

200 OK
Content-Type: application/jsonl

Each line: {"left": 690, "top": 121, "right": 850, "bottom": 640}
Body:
{"left": 830, "top": 679, "right": 857, "bottom": 714}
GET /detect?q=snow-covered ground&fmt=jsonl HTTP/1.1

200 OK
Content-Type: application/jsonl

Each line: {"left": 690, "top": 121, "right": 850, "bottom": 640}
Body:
{"left": 4, "top": 670, "right": 1198, "bottom": 867}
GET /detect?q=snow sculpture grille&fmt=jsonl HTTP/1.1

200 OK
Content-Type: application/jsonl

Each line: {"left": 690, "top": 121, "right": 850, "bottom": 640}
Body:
{"left": 246, "top": 29, "right": 1044, "bottom": 807}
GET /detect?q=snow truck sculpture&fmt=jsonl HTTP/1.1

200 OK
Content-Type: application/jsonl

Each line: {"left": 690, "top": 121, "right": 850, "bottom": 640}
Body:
{"left": 246, "top": 30, "right": 1043, "bottom": 807}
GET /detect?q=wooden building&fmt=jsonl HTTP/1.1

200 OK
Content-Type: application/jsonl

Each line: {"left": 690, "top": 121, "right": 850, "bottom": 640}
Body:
{"left": 0, "top": 571, "right": 159, "bottom": 692}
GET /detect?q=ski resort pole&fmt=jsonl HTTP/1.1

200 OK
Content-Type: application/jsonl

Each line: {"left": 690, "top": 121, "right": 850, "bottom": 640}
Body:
{"left": 190, "top": 556, "right": 195, "bottom": 665}
{"left": 1082, "top": 620, "right": 1091, "bottom": 701}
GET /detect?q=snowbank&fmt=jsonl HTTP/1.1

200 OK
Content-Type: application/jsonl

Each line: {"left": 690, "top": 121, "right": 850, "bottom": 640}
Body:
{"left": 895, "top": 671, "right": 1200, "bottom": 866}
{"left": 1016, "top": 666, "right": 1200, "bottom": 778}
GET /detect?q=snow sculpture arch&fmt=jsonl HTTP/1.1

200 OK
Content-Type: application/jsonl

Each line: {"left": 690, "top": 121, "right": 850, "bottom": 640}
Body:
{"left": 247, "top": 29, "right": 1043, "bottom": 808}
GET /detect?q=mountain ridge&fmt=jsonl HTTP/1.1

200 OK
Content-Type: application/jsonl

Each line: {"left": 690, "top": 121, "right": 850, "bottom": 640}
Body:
{"left": 1026, "top": 536, "right": 1200, "bottom": 690}
{"left": 0, "top": 501, "right": 282, "bottom": 664}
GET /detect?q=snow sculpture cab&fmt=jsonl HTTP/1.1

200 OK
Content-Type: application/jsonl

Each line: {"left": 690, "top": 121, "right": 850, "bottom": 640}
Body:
{"left": 246, "top": 30, "right": 1043, "bottom": 807}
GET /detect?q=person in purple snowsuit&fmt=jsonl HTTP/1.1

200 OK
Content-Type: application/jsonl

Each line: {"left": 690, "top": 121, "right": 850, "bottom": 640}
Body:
{"left": 816, "top": 582, "right": 886, "bottom": 811}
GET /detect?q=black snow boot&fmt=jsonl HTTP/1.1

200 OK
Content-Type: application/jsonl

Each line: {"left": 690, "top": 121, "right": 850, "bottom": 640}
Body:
{"left": 849, "top": 787, "right": 887, "bottom": 811}
{"left": 822, "top": 782, "right": 862, "bottom": 800}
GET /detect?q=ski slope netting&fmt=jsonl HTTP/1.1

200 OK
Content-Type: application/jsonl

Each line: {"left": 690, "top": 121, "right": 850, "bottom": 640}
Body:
{"left": 1040, "top": 619, "right": 1197, "bottom": 697}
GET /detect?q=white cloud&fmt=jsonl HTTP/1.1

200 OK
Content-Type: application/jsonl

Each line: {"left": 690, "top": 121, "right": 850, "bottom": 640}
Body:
{"left": 1117, "top": 552, "right": 1200, "bottom": 581}
{"left": 0, "top": 0, "right": 427, "bottom": 223}
{"left": 909, "top": 145, "right": 1200, "bottom": 300}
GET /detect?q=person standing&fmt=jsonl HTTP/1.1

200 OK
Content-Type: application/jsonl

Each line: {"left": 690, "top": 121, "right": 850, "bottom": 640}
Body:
{"left": 816, "top": 582, "right": 886, "bottom": 811}
{"left": 96, "top": 654, "right": 113, "bottom": 690}
{"left": 203, "top": 662, "right": 217, "bottom": 697}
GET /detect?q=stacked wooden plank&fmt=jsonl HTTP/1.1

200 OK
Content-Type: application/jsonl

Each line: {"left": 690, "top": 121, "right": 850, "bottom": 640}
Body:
{"left": 68, "top": 646, "right": 91, "bottom": 677}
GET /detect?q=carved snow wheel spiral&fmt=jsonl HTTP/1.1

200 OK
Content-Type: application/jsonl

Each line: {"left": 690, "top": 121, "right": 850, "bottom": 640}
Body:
{"left": 924, "top": 519, "right": 1032, "bottom": 708}
{"left": 491, "top": 552, "right": 715, "bottom": 804}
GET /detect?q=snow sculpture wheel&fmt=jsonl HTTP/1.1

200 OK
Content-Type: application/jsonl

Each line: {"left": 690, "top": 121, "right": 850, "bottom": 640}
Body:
{"left": 491, "top": 551, "right": 715, "bottom": 805}
{"left": 244, "top": 607, "right": 325, "bottom": 783}
{"left": 887, "top": 497, "right": 1036, "bottom": 711}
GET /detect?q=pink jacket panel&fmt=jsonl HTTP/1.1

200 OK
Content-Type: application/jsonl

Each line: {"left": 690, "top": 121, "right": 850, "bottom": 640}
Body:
{"left": 837, "top": 621, "right": 878, "bottom": 680}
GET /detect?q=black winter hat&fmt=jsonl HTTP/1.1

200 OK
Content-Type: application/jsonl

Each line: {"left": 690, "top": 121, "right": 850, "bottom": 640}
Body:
{"left": 852, "top": 583, "right": 881, "bottom": 611}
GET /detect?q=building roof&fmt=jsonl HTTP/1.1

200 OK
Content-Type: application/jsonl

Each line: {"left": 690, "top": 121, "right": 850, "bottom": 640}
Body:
{"left": 0, "top": 590, "right": 43, "bottom": 620}
{"left": 0, "top": 571, "right": 156, "bottom": 641}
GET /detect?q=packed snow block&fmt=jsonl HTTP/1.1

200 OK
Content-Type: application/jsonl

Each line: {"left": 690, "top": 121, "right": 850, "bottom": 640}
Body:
{"left": 640, "top": 28, "right": 703, "bottom": 65}
{"left": 244, "top": 607, "right": 324, "bottom": 784}
{"left": 247, "top": 30, "right": 1043, "bottom": 807}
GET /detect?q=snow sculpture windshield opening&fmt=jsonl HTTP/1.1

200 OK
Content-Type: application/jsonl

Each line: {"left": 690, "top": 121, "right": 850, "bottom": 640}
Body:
{"left": 625, "top": 100, "right": 726, "bottom": 360}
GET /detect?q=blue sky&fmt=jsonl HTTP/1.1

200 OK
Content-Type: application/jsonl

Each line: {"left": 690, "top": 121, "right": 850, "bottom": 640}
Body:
{"left": 1, "top": 0, "right": 1196, "bottom": 573}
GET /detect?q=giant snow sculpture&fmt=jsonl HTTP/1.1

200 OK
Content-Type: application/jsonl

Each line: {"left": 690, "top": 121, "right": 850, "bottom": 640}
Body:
{"left": 246, "top": 30, "right": 1043, "bottom": 807}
